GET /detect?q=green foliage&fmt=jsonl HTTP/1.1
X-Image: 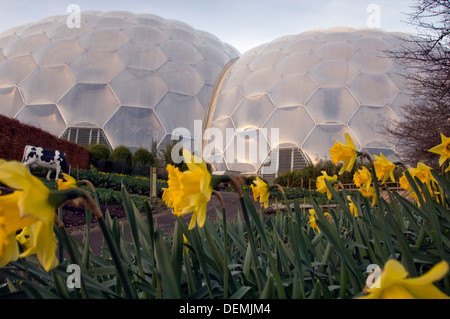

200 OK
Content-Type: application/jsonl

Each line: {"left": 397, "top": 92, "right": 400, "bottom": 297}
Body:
{"left": 2, "top": 167, "right": 449, "bottom": 299}
{"left": 88, "top": 143, "right": 110, "bottom": 167}
{"left": 132, "top": 148, "right": 155, "bottom": 166}
{"left": 109, "top": 145, "right": 132, "bottom": 163}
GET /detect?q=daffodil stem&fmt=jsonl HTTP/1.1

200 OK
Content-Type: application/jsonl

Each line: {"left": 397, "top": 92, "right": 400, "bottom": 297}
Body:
{"left": 96, "top": 215, "right": 136, "bottom": 299}
{"left": 222, "top": 207, "right": 229, "bottom": 299}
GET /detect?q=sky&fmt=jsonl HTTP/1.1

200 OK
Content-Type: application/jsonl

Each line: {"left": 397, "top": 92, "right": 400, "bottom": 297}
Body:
{"left": 0, "top": 0, "right": 418, "bottom": 54}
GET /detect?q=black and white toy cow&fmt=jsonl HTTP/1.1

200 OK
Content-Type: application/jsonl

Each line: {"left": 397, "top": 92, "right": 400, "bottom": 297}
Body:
{"left": 22, "top": 145, "right": 70, "bottom": 181}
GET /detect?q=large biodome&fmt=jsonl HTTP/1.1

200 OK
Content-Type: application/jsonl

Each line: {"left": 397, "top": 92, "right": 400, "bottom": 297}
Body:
{"left": 0, "top": 12, "right": 413, "bottom": 177}
{"left": 205, "top": 27, "right": 413, "bottom": 176}
{"left": 0, "top": 11, "right": 239, "bottom": 151}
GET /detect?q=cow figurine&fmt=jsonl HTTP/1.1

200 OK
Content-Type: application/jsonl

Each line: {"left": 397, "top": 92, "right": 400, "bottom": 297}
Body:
{"left": 22, "top": 145, "right": 70, "bottom": 181}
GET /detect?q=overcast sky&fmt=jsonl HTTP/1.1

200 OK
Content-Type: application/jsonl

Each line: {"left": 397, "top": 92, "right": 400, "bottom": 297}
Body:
{"left": 0, "top": 0, "right": 418, "bottom": 53}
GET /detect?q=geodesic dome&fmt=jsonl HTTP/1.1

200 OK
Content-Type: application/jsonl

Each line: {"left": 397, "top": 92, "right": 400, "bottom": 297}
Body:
{"left": 0, "top": 11, "right": 239, "bottom": 151}
{"left": 205, "top": 27, "right": 412, "bottom": 175}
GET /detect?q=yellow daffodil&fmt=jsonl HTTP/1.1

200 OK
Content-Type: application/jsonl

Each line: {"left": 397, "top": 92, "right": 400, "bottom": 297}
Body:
{"left": 163, "top": 149, "right": 213, "bottom": 230}
{"left": 251, "top": 177, "right": 271, "bottom": 208}
{"left": 399, "top": 162, "right": 439, "bottom": 205}
{"left": 373, "top": 153, "right": 396, "bottom": 185}
{"left": 330, "top": 133, "right": 358, "bottom": 175}
{"left": 308, "top": 209, "right": 331, "bottom": 233}
{"left": 353, "top": 166, "right": 372, "bottom": 192}
{"left": 0, "top": 160, "right": 59, "bottom": 271}
{"left": 358, "top": 259, "right": 450, "bottom": 299}
{"left": 347, "top": 196, "right": 358, "bottom": 217}
{"left": 359, "top": 185, "right": 377, "bottom": 207}
{"left": 316, "top": 171, "right": 338, "bottom": 200}
{"left": 428, "top": 133, "right": 450, "bottom": 172}
{"left": 57, "top": 173, "right": 78, "bottom": 190}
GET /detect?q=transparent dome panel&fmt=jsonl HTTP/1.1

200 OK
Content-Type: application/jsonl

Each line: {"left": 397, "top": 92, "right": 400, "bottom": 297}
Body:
{"left": 154, "top": 92, "right": 204, "bottom": 134}
{"left": 212, "top": 87, "right": 244, "bottom": 121}
{"left": 45, "top": 23, "right": 93, "bottom": 40}
{"left": 117, "top": 42, "right": 168, "bottom": 70}
{"left": 249, "top": 51, "right": 286, "bottom": 72}
{"left": 193, "top": 60, "right": 222, "bottom": 86}
{"left": 263, "top": 105, "right": 315, "bottom": 146}
{"left": 350, "top": 51, "right": 394, "bottom": 74}
{"left": 314, "top": 42, "right": 358, "bottom": 61}
{"left": 17, "top": 21, "right": 58, "bottom": 37}
{"left": 302, "top": 125, "right": 360, "bottom": 162}
{"left": 350, "top": 37, "right": 393, "bottom": 52}
{"left": 110, "top": 68, "right": 167, "bottom": 107}
{"left": 284, "top": 38, "right": 324, "bottom": 54}
{"left": 33, "top": 39, "right": 85, "bottom": 65}
{"left": 79, "top": 29, "right": 129, "bottom": 51}
{"left": 20, "top": 65, "right": 75, "bottom": 104}
{"left": 231, "top": 94, "right": 275, "bottom": 129}
{"left": 58, "top": 83, "right": 119, "bottom": 127}
{"left": 69, "top": 51, "right": 125, "bottom": 83}
{"left": 305, "top": 88, "right": 359, "bottom": 124}
{"left": 276, "top": 53, "right": 321, "bottom": 76}
{"left": 243, "top": 68, "right": 281, "bottom": 96}
{"left": 194, "top": 44, "right": 231, "bottom": 65}
{"left": 309, "top": 60, "right": 359, "bottom": 87}
{"left": 160, "top": 40, "right": 203, "bottom": 64}
{"left": 220, "top": 66, "right": 252, "bottom": 92}
{"left": 349, "top": 73, "right": 399, "bottom": 106}
{"left": 0, "top": 86, "right": 24, "bottom": 117}
{"left": 103, "top": 106, "right": 165, "bottom": 150}
{"left": 91, "top": 17, "right": 134, "bottom": 30}
{"left": 158, "top": 61, "right": 204, "bottom": 96}
{"left": 269, "top": 74, "right": 318, "bottom": 106}
{"left": 348, "top": 105, "right": 397, "bottom": 148}
{"left": 196, "top": 84, "right": 213, "bottom": 109}
{"left": 159, "top": 27, "right": 200, "bottom": 44}
{"left": 0, "top": 55, "right": 36, "bottom": 86}
{"left": 2, "top": 33, "right": 49, "bottom": 58}
{"left": 122, "top": 25, "right": 169, "bottom": 44}
{"left": 15, "top": 104, "right": 66, "bottom": 136}
{"left": 390, "top": 92, "right": 412, "bottom": 115}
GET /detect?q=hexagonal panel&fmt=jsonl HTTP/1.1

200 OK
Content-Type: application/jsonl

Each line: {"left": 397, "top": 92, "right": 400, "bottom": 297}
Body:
{"left": 264, "top": 105, "right": 315, "bottom": 146}
{"left": 20, "top": 65, "right": 75, "bottom": 104}
{"left": 2, "top": 32, "right": 49, "bottom": 58}
{"left": 313, "top": 42, "right": 358, "bottom": 61}
{"left": 15, "top": 104, "right": 66, "bottom": 136}
{"left": 231, "top": 94, "right": 275, "bottom": 129}
{"left": 269, "top": 74, "right": 318, "bottom": 106}
{"left": 277, "top": 52, "right": 321, "bottom": 76}
{"left": 78, "top": 29, "right": 129, "bottom": 51}
{"left": 103, "top": 106, "right": 165, "bottom": 150}
{"left": 350, "top": 51, "right": 394, "bottom": 74}
{"left": 305, "top": 88, "right": 359, "bottom": 124}
{"left": 160, "top": 40, "right": 204, "bottom": 64}
{"left": 0, "top": 86, "right": 24, "bottom": 117}
{"left": 212, "top": 87, "right": 244, "bottom": 121}
{"left": 0, "top": 55, "right": 36, "bottom": 86}
{"left": 58, "top": 83, "right": 120, "bottom": 127}
{"left": 348, "top": 105, "right": 398, "bottom": 148}
{"left": 69, "top": 51, "right": 125, "bottom": 83}
{"left": 284, "top": 38, "right": 324, "bottom": 54}
{"left": 33, "top": 39, "right": 85, "bottom": 65}
{"left": 45, "top": 23, "right": 94, "bottom": 40}
{"left": 302, "top": 125, "right": 361, "bottom": 162}
{"left": 110, "top": 68, "right": 166, "bottom": 108}
{"left": 122, "top": 25, "right": 169, "bottom": 44}
{"left": 194, "top": 60, "right": 223, "bottom": 86}
{"left": 309, "top": 60, "right": 359, "bottom": 87}
{"left": 154, "top": 92, "right": 204, "bottom": 134}
{"left": 249, "top": 51, "right": 286, "bottom": 72}
{"left": 117, "top": 42, "right": 168, "bottom": 70}
{"left": 350, "top": 37, "right": 393, "bottom": 52}
{"left": 349, "top": 73, "right": 399, "bottom": 106}
{"left": 158, "top": 61, "right": 204, "bottom": 96}
{"left": 243, "top": 68, "right": 281, "bottom": 96}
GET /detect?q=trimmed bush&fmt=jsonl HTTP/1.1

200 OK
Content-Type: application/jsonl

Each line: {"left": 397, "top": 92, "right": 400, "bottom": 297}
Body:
{"left": 89, "top": 143, "right": 111, "bottom": 167}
